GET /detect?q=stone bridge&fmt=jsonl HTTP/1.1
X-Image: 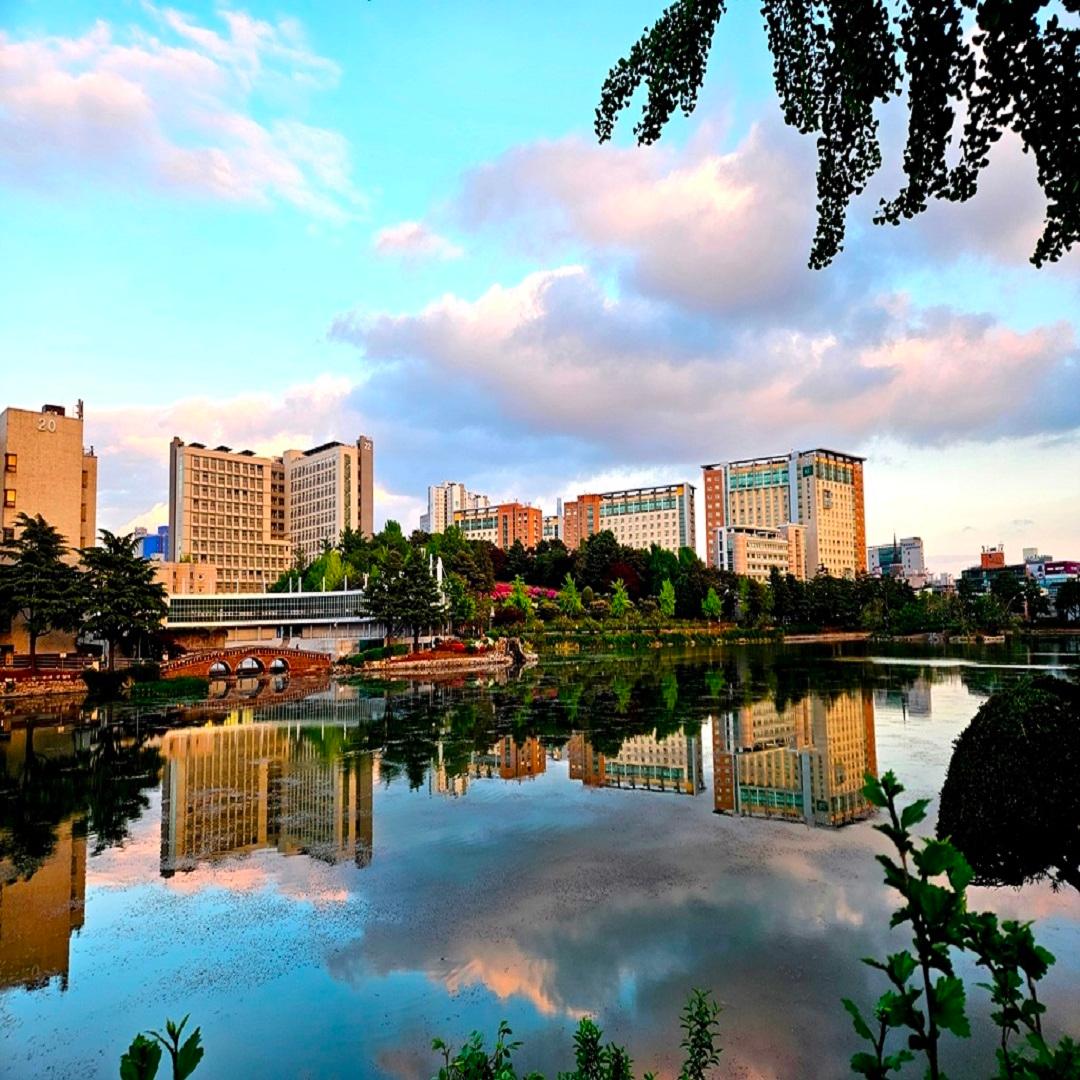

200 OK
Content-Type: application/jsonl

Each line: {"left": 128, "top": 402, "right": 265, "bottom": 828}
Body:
{"left": 161, "top": 645, "right": 332, "bottom": 680}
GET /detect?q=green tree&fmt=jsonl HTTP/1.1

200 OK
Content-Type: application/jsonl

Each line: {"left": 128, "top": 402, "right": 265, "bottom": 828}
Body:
{"left": 658, "top": 578, "right": 676, "bottom": 618}
{"left": 610, "top": 578, "right": 630, "bottom": 619}
{"left": 701, "top": 585, "right": 722, "bottom": 621}
{"left": 364, "top": 551, "right": 446, "bottom": 652}
{"left": 1056, "top": 578, "right": 1080, "bottom": 623}
{"left": 557, "top": 573, "right": 584, "bottom": 618}
{"left": 598, "top": 0, "right": 1079, "bottom": 269}
{"left": 80, "top": 531, "right": 168, "bottom": 669}
{"left": 0, "top": 513, "right": 84, "bottom": 668}
{"left": 505, "top": 575, "right": 534, "bottom": 618}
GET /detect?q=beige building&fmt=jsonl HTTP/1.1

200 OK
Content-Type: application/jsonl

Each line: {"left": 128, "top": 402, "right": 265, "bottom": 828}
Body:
{"left": 453, "top": 502, "right": 542, "bottom": 549}
{"left": 702, "top": 449, "right": 865, "bottom": 577}
{"left": 153, "top": 560, "right": 218, "bottom": 595}
{"left": 563, "top": 483, "right": 696, "bottom": 554}
{"left": 569, "top": 730, "right": 704, "bottom": 795}
{"left": 1, "top": 401, "right": 98, "bottom": 657}
{"left": 169, "top": 434, "right": 374, "bottom": 593}
{"left": 713, "top": 523, "right": 806, "bottom": 581}
{"left": 284, "top": 439, "right": 374, "bottom": 563}
{"left": 421, "top": 481, "right": 489, "bottom": 535}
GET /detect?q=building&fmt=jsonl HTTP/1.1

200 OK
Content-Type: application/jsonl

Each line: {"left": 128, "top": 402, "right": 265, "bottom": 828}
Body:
{"left": 283, "top": 439, "right": 375, "bottom": 563}
{"left": 421, "top": 481, "right": 490, "bottom": 535}
{"left": 868, "top": 536, "right": 926, "bottom": 583}
{"left": 136, "top": 524, "right": 170, "bottom": 560}
{"left": 1, "top": 401, "right": 98, "bottom": 658}
{"left": 702, "top": 449, "right": 866, "bottom": 577}
{"left": 568, "top": 730, "right": 704, "bottom": 795}
{"left": 713, "top": 690, "right": 877, "bottom": 826}
{"left": 714, "top": 523, "right": 806, "bottom": 582}
{"left": 168, "top": 434, "right": 374, "bottom": 592}
{"left": 153, "top": 560, "right": 218, "bottom": 596}
{"left": 562, "top": 483, "right": 696, "bottom": 554}
{"left": 159, "top": 725, "right": 374, "bottom": 875}
{"left": 453, "top": 502, "right": 542, "bottom": 549}
{"left": 980, "top": 545, "right": 1006, "bottom": 570}
{"left": 543, "top": 515, "right": 561, "bottom": 543}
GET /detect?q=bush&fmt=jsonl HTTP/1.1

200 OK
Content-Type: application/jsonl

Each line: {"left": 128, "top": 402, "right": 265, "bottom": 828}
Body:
{"left": 127, "top": 662, "right": 162, "bottom": 683}
{"left": 131, "top": 676, "right": 208, "bottom": 701}
{"left": 81, "top": 669, "right": 130, "bottom": 699}
{"left": 493, "top": 605, "right": 526, "bottom": 627}
{"left": 536, "top": 599, "right": 561, "bottom": 622}
{"left": 588, "top": 599, "right": 611, "bottom": 621}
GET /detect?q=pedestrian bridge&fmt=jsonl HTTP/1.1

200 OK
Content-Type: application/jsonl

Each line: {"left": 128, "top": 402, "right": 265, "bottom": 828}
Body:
{"left": 162, "top": 645, "right": 332, "bottom": 680}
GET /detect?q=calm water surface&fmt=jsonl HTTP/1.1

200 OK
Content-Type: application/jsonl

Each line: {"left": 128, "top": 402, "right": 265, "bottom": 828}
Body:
{"left": 1, "top": 641, "right": 1078, "bottom": 1079}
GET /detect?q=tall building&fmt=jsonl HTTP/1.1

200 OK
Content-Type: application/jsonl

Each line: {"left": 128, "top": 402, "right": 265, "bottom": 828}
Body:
{"left": 542, "top": 515, "right": 561, "bottom": 543}
{"left": 284, "top": 439, "right": 375, "bottom": 563}
{"left": 169, "top": 434, "right": 374, "bottom": 592}
{"left": 562, "top": 483, "right": 696, "bottom": 554}
{"left": 136, "top": 524, "right": 170, "bottom": 560}
{"left": 868, "top": 536, "right": 925, "bottom": 580}
{"left": 568, "top": 730, "right": 704, "bottom": 795}
{"left": 0, "top": 401, "right": 96, "bottom": 550}
{"left": 421, "top": 481, "right": 490, "bottom": 535}
{"left": 712, "top": 690, "right": 877, "bottom": 826}
{"left": 453, "top": 501, "right": 542, "bottom": 549}
{"left": 1, "top": 401, "right": 97, "bottom": 657}
{"left": 702, "top": 449, "right": 866, "bottom": 577}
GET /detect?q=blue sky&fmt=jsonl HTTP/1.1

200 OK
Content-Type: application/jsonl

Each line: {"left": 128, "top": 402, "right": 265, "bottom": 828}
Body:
{"left": 2, "top": 0, "right": 1077, "bottom": 573}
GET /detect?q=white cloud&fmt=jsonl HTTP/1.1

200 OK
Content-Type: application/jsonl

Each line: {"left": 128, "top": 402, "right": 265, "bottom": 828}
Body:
{"left": 0, "top": 11, "right": 364, "bottom": 220}
{"left": 373, "top": 221, "right": 464, "bottom": 261}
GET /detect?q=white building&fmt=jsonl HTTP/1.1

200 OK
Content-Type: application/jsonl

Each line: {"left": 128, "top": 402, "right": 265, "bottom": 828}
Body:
{"left": 868, "top": 536, "right": 926, "bottom": 581}
{"left": 421, "top": 481, "right": 490, "bottom": 534}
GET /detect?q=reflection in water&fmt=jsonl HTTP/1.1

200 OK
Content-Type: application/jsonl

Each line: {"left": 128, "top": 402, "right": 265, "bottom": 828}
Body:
{"left": 874, "top": 675, "right": 932, "bottom": 718}
{"left": 433, "top": 735, "right": 546, "bottom": 796}
{"left": 159, "top": 725, "right": 374, "bottom": 875}
{"left": 0, "top": 816, "right": 85, "bottom": 991}
{"left": 713, "top": 690, "right": 877, "bottom": 826}
{"left": 568, "top": 730, "right": 705, "bottom": 795}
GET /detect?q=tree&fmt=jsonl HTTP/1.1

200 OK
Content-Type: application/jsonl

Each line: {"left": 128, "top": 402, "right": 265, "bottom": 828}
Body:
{"left": 557, "top": 573, "right": 584, "bottom": 618}
{"left": 610, "top": 578, "right": 631, "bottom": 620}
{"left": 1056, "top": 578, "right": 1080, "bottom": 623}
{"left": 0, "top": 514, "right": 84, "bottom": 668}
{"left": 701, "top": 585, "right": 722, "bottom": 621}
{"left": 598, "top": 0, "right": 1079, "bottom": 268}
{"left": 81, "top": 531, "right": 168, "bottom": 670}
{"left": 365, "top": 552, "right": 446, "bottom": 652}
{"left": 658, "top": 578, "right": 676, "bottom": 618}
{"left": 505, "top": 576, "right": 534, "bottom": 618}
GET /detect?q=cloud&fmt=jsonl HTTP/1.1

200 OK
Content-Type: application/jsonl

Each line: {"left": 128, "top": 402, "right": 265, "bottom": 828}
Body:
{"left": 373, "top": 221, "right": 464, "bottom": 261}
{"left": 0, "top": 10, "right": 363, "bottom": 220}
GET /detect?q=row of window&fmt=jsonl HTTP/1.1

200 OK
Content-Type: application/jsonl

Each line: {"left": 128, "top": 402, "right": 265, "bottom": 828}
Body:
{"left": 728, "top": 468, "right": 789, "bottom": 490}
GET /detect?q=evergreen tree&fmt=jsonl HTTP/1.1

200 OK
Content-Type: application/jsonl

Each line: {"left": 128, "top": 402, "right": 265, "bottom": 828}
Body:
{"left": 364, "top": 551, "right": 446, "bottom": 651}
{"left": 658, "top": 578, "right": 676, "bottom": 618}
{"left": 701, "top": 586, "right": 722, "bottom": 621}
{"left": 610, "top": 578, "right": 630, "bottom": 619}
{"left": 557, "top": 573, "right": 583, "bottom": 618}
{"left": 81, "top": 530, "right": 168, "bottom": 669}
{"left": 0, "top": 514, "right": 84, "bottom": 668}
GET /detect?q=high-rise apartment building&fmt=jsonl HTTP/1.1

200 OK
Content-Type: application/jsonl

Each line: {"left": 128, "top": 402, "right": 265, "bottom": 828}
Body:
{"left": 1, "top": 401, "right": 97, "bottom": 658}
{"left": 421, "top": 481, "right": 490, "bottom": 534}
{"left": 169, "top": 434, "right": 374, "bottom": 592}
{"left": 543, "top": 515, "right": 561, "bottom": 543}
{"left": 284, "top": 439, "right": 374, "bottom": 562}
{"left": 702, "top": 449, "right": 865, "bottom": 577}
{"left": 453, "top": 502, "right": 542, "bottom": 549}
{"left": 0, "top": 402, "right": 96, "bottom": 550}
{"left": 714, "top": 523, "right": 806, "bottom": 581}
{"left": 562, "top": 483, "right": 695, "bottom": 554}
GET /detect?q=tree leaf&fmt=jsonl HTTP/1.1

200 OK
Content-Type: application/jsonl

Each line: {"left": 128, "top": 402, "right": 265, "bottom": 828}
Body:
{"left": 842, "top": 998, "right": 874, "bottom": 1042}
{"left": 931, "top": 975, "right": 970, "bottom": 1038}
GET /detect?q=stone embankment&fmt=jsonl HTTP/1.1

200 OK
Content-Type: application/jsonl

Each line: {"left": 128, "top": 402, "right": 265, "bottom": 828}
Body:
{"left": 0, "top": 670, "right": 86, "bottom": 699}
{"left": 346, "top": 637, "right": 537, "bottom": 677}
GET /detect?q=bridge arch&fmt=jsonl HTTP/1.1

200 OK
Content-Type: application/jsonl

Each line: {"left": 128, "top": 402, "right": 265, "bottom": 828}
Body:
{"left": 268, "top": 657, "right": 289, "bottom": 674}
{"left": 236, "top": 656, "right": 265, "bottom": 675}
{"left": 208, "top": 660, "right": 231, "bottom": 678}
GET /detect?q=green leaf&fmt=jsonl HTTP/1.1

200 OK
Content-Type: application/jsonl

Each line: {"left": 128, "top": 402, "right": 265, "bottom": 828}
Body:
{"left": 862, "top": 773, "right": 889, "bottom": 808}
{"left": 120, "top": 1035, "right": 162, "bottom": 1080}
{"left": 931, "top": 976, "right": 971, "bottom": 1038}
{"left": 900, "top": 799, "right": 930, "bottom": 829}
{"left": 842, "top": 998, "right": 875, "bottom": 1042}
{"left": 175, "top": 1028, "right": 204, "bottom": 1080}
{"left": 850, "top": 1051, "right": 883, "bottom": 1076}
{"left": 886, "top": 951, "right": 917, "bottom": 986}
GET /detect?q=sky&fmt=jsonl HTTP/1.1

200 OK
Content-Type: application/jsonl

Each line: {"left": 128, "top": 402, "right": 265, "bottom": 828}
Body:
{"left": 2, "top": 0, "right": 1078, "bottom": 575}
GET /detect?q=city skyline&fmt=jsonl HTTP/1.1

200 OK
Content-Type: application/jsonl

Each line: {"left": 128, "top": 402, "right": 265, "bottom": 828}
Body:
{"left": 3, "top": 2, "right": 1077, "bottom": 576}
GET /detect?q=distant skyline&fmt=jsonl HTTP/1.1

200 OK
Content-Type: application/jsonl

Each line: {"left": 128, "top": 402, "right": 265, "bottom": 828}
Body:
{"left": 3, "top": 1, "right": 1077, "bottom": 576}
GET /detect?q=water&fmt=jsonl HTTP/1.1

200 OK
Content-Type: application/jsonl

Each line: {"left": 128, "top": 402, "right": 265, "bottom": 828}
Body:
{"left": 1, "top": 640, "right": 1078, "bottom": 1078}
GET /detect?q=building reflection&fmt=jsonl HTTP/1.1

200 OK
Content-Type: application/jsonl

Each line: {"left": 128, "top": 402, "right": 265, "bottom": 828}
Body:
{"left": 568, "top": 730, "right": 705, "bottom": 795}
{"left": 0, "top": 816, "right": 86, "bottom": 992}
{"left": 432, "top": 735, "right": 546, "bottom": 797}
{"left": 874, "top": 675, "right": 932, "bottom": 718}
{"left": 160, "top": 725, "right": 373, "bottom": 876}
{"left": 713, "top": 690, "right": 877, "bottom": 826}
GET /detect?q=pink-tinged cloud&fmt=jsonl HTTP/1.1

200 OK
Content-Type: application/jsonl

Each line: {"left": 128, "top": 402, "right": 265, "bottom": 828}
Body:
{"left": 0, "top": 11, "right": 363, "bottom": 220}
{"left": 374, "top": 221, "right": 464, "bottom": 261}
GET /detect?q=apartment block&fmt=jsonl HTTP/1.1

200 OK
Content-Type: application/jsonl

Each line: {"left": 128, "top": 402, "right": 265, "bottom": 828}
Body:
{"left": 284, "top": 440, "right": 374, "bottom": 563}
{"left": 169, "top": 434, "right": 374, "bottom": 593}
{"left": 421, "top": 481, "right": 489, "bottom": 534}
{"left": 702, "top": 449, "right": 865, "bottom": 577}
{"left": 868, "top": 536, "right": 925, "bottom": 580}
{"left": 562, "top": 483, "right": 696, "bottom": 555}
{"left": 0, "top": 402, "right": 96, "bottom": 551}
{"left": 714, "top": 523, "right": 806, "bottom": 582}
{"left": 453, "top": 502, "right": 542, "bottom": 549}
{"left": 568, "top": 731, "right": 704, "bottom": 795}
{"left": 543, "top": 515, "right": 561, "bottom": 543}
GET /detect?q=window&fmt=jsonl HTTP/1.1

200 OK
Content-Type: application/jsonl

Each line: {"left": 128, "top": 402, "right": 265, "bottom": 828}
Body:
{"left": 3, "top": 453, "right": 15, "bottom": 473}
{"left": 3, "top": 489, "right": 14, "bottom": 508}
{"left": 2, "top": 527, "right": 13, "bottom": 543}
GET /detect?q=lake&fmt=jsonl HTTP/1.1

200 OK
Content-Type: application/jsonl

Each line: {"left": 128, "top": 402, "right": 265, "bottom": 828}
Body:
{"left": 1, "top": 640, "right": 1078, "bottom": 1078}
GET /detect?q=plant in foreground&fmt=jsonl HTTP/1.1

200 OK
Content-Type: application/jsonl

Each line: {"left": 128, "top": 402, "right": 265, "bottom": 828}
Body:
{"left": 120, "top": 1015, "right": 204, "bottom": 1080}
{"left": 842, "top": 771, "right": 1080, "bottom": 1079}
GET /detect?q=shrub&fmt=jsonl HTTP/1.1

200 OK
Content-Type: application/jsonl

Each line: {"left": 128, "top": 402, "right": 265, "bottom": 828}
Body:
{"left": 127, "top": 662, "right": 162, "bottom": 683}
{"left": 81, "top": 669, "right": 130, "bottom": 699}
{"left": 588, "top": 599, "right": 611, "bottom": 621}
